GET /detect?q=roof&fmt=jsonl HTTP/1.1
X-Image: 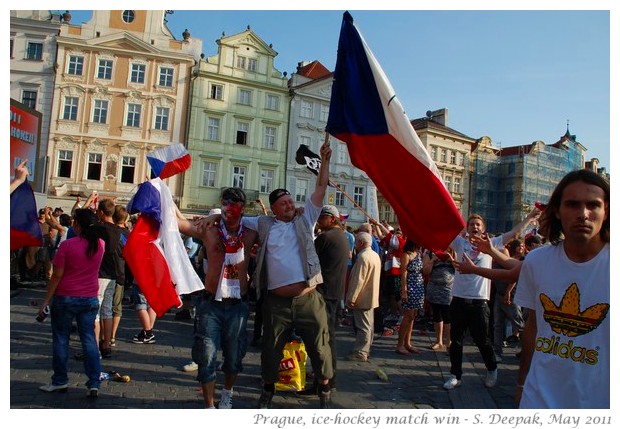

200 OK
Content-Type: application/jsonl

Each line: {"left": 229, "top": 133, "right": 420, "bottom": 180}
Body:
{"left": 410, "top": 117, "right": 473, "bottom": 140}
{"left": 296, "top": 60, "right": 331, "bottom": 79}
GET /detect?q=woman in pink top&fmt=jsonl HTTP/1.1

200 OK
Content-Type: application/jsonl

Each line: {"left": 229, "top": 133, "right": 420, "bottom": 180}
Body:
{"left": 38, "top": 209, "right": 105, "bottom": 397}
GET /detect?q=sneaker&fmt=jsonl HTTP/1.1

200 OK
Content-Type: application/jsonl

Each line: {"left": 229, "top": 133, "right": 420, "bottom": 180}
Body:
{"left": 39, "top": 383, "right": 68, "bottom": 393}
{"left": 183, "top": 361, "right": 198, "bottom": 372}
{"left": 485, "top": 369, "right": 498, "bottom": 388}
{"left": 86, "top": 387, "right": 99, "bottom": 398}
{"left": 443, "top": 375, "right": 462, "bottom": 390}
{"left": 218, "top": 388, "right": 233, "bottom": 409}
{"left": 346, "top": 353, "right": 368, "bottom": 362}
{"left": 319, "top": 390, "right": 331, "bottom": 409}
{"left": 133, "top": 330, "right": 156, "bottom": 344}
{"left": 258, "top": 388, "right": 274, "bottom": 409}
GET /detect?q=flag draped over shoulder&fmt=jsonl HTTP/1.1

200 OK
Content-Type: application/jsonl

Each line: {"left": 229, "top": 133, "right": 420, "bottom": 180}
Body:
{"left": 327, "top": 11, "right": 464, "bottom": 251}
{"left": 124, "top": 178, "right": 203, "bottom": 317}
{"left": 10, "top": 180, "right": 42, "bottom": 250}
{"left": 147, "top": 143, "right": 192, "bottom": 179}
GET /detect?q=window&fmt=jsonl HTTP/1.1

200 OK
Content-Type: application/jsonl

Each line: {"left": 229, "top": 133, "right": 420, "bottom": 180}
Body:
{"left": 337, "top": 143, "right": 347, "bottom": 164}
{"left": 459, "top": 152, "right": 465, "bottom": 166}
{"left": 300, "top": 136, "right": 311, "bottom": 148}
{"left": 57, "top": 150, "right": 73, "bottom": 178}
{"left": 207, "top": 117, "right": 220, "bottom": 141}
{"left": 431, "top": 146, "right": 437, "bottom": 161}
{"left": 97, "top": 59, "right": 113, "bottom": 79}
{"left": 93, "top": 100, "right": 108, "bottom": 124}
{"left": 26, "top": 42, "right": 43, "bottom": 60}
{"left": 87, "top": 153, "right": 102, "bottom": 181}
{"left": 264, "top": 126, "right": 276, "bottom": 150}
{"left": 10, "top": 39, "right": 14, "bottom": 58}
{"left": 236, "top": 122, "right": 249, "bottom": 145}
{"left": 300, "top": 100, "right": 313, "bottom": 118}
{"left": 130, "top": 64, "right": 146, "bottom": 83}
{"left": 120, "top": 156, "right": 135, "bottom": 183}
{"left": 122, "top": 10, "right": 135, "bottom": 23}
{"left": 210, "top": 84, "right": 223, "bottom": 100}
{"left": 154, "top": 107, "right": 169, "bottom": 131}
{"left": 67, "top": 55, "right": 84, "bottom": 76}
{"left": 236, "top": 56, "right": 257, "bottom": 71}
{"left": 320, "top": 104, "right": 330, "bottom": 122}
{"left": 354, "top": 186, "right": 365, "bottom": 206}
{"left": 295, "top": 179, "right": 308, "bottom": 203}
{"left": 260, "top": 169, "right": 274, "bottom": 193}
{"left": 454, "top": 177, "right": 461, "bottom": 193}
{"left": 159, "top": 67, "right": 174, "bottom": 87}
{"left": 441, "top": 149, "right": 447, "bottom": 163}
{"left": 126, "top": 104, "right": 141, "bottom": 127}
{"left": 238, "top": 89, "right": 251, "bottom": 106}
{"left": 444, "top": 175, "right": 452, "bottom": 192}
{"left": 335, "top": 186, "right": 346, "bottom": 206}
{"left": 201, "top": 161, "right": 217, "bottom": 187}
{"left": 266, "top": 94, "right": 279, "bottom": 111}
{"left": 248, "top": 58, "right": 257, "bottom": 72}
{"left": 236, "top": 56, "right": 246, "bottom": 69}
{"left": 63, "top": 97, "right": 79, "bottom": 120}
{"left": 450, "top": 151, "right": 456, "bottom": 165}
{"left": 232, "top": 166, "right": 246, "bottom": 188}
{"left": 22, "top": 90, "right": 37, "bottom": 109}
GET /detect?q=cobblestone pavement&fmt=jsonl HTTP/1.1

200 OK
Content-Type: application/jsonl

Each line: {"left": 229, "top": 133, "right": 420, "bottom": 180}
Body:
{"left": 10, "top": 284, "right": 520, "bottom": 410}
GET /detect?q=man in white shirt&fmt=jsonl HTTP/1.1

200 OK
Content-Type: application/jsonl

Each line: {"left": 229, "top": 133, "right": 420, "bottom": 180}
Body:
{"left": 514, "top": 170, "right": 609, "bottom": 408}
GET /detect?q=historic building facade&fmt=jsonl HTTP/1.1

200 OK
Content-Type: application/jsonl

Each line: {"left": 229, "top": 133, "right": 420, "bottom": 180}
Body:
{"left": 181, "top": 27, "right": 289, "bottom": 214}
{"left": 46, "top": 10, "right": 201, "bottom": 208}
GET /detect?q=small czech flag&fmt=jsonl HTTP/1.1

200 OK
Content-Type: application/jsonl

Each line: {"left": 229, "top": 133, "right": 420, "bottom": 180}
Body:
{"left": 147, "top": 143, "right": 192, "bottom": 179}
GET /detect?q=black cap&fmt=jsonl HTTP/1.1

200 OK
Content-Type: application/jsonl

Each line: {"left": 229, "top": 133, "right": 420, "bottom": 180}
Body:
{"left": 220, "top": 187, "right": 246, "bottom": 205}
{"left": 269, "top": 188, "right": 290, "bottom": 206}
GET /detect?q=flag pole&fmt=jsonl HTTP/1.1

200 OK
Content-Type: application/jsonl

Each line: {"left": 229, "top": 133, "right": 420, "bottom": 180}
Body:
{"left": 329, "top": 179, "right": 373, "bottom": 220}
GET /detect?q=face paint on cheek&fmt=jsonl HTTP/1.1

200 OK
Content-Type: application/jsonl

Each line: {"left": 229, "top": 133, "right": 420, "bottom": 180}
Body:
{"left": 222, "top": 203, "right": 243, "bottom": 218}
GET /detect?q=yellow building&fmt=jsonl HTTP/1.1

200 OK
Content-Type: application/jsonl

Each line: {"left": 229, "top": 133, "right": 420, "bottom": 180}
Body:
{"left": 46, "top": 10, "right": 201, "bottom": 208}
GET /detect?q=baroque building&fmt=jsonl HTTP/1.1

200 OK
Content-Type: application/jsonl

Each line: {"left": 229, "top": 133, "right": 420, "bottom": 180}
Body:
{"left": 182, "top": 27, "right": 289, "bottom": 214}
{"left": 46, "top": 10, "right": 201, "bottom": 208}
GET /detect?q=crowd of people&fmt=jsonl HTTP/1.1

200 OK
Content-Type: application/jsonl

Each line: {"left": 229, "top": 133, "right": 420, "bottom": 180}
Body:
{"left": 11, "top": 151, "right": 609, "bottom": 409}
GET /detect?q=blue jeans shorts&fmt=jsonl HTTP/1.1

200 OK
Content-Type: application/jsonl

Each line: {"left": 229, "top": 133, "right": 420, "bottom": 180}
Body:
{"left": 131, "top": 283, "right": 150, "bottom": 311}
{"left": 192, "top": 293, "right": 249, "bottom": 384}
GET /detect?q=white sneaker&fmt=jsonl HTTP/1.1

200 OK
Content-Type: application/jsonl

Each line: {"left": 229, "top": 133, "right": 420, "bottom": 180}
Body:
{"left": 485, "top": 369, "right": 498, "bottom": 388}
{"left": 218, "top": 388, "right": 233, "bottom": 409}
{"left": 182, "top": 361, "right": 198, "bottom": 372}
{"left": 443, "top": 375, "right": 462, "bottom": 390}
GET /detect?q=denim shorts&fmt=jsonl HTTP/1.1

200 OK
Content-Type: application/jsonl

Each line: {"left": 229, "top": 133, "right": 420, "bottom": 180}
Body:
{"left": 97, "top": 278, "right": 116, "bottom": 320}
{"left": 131, "top": 283, "right": 149, "bottom": 311}
{"left": 192, "top": 294, "right": 249, "bottom": 384}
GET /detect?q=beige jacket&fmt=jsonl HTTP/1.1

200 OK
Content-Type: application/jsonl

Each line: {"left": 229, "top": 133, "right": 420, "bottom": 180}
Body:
{"left": 346, "top": 247, "right": 381, "bottom": 310}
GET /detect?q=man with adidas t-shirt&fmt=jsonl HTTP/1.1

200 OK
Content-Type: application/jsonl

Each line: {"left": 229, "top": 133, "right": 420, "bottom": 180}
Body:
{"left": 514, "top": 170, "right": 610, "bottom": 408}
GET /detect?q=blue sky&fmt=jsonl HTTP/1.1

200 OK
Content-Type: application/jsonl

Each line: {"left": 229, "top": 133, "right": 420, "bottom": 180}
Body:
{"left": 65, "top": 9, "right": 612, "bottom": 169}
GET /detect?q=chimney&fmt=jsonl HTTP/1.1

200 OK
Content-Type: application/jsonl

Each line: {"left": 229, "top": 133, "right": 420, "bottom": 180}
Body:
{"left": 427, "top": 108, "right": 448, "bottom": 126}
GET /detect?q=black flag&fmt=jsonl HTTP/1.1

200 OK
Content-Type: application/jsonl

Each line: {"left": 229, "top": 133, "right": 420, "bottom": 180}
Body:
{"left": 295, "top": 144, "right": 334, "bottom": 187}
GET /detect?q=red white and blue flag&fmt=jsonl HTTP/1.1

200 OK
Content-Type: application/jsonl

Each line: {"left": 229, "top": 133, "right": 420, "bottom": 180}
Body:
{"left": 327, "top": 12, "right": 464, "bottom": 251}
{"left": 125, "top": 178, "right": 203, "bottom": 317}
{"left": 10, "top": 179, "right": 42, "bottom": 250}
{"left": 147, "top": 143, "right": 192, "bottom": 179}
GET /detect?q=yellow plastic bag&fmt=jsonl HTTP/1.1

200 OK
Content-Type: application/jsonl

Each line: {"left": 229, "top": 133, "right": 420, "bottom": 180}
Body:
{"left": 275, "top": 340, "right": 307, "bottom": 392}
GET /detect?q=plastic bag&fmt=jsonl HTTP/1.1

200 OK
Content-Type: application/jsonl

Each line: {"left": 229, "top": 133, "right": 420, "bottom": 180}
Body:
{"left": 275, "top": 340, "right": 308, "bottom": 392}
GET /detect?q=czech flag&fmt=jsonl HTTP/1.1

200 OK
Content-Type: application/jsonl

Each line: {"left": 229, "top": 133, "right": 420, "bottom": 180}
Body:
{"left": 327, "top": 12, "right": 465, "bottom": 252}
{"left": 124, "top": 178, "right": 203, "bottom": 317}
{"left": 147, "top": 143, "right": 192, "bottom": 180}
{"left": 10, "top": 180, "right": 42, "bottom": 250}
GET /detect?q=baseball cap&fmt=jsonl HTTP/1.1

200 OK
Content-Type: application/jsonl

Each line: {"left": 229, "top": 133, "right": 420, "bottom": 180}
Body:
{"left": 320, "top": 205, "right": 340, "bottom": 218}
{"left": 269, "top": 188, "right": 290, "bottom": 206}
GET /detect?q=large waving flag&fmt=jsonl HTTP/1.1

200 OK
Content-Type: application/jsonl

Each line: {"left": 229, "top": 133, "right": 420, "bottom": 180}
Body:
{"left": 10, "top": 180, "right": 42, "bottom": 250}
{"left": 125, "top": 178, "right": 203, "bottom": 317}
{"left": 147, "top": 143, "right": 192, "bottom": 179}
{"left": 327, "top": 11, "right": 464, "bottom": 251}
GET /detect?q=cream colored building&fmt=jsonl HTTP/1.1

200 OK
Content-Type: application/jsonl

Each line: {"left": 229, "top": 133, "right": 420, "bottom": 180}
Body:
{"left": 46, "top": 10, "right": 201, "bottom": 208}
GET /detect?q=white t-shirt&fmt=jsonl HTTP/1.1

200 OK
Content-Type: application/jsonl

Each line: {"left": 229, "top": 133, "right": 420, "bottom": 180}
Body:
{"left": 450, "top": 234, "right": 504, "bottom": 300}
{"left": 514, "top": 242, "right": 610, "bottom": 409}
{"left": 242, "top": 199, "right": 321, "bottom": 290}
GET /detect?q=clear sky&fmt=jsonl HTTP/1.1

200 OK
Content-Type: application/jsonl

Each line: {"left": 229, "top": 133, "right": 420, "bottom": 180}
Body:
{"left": 62, "top": 7, "right": 612, "bottom": 170}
